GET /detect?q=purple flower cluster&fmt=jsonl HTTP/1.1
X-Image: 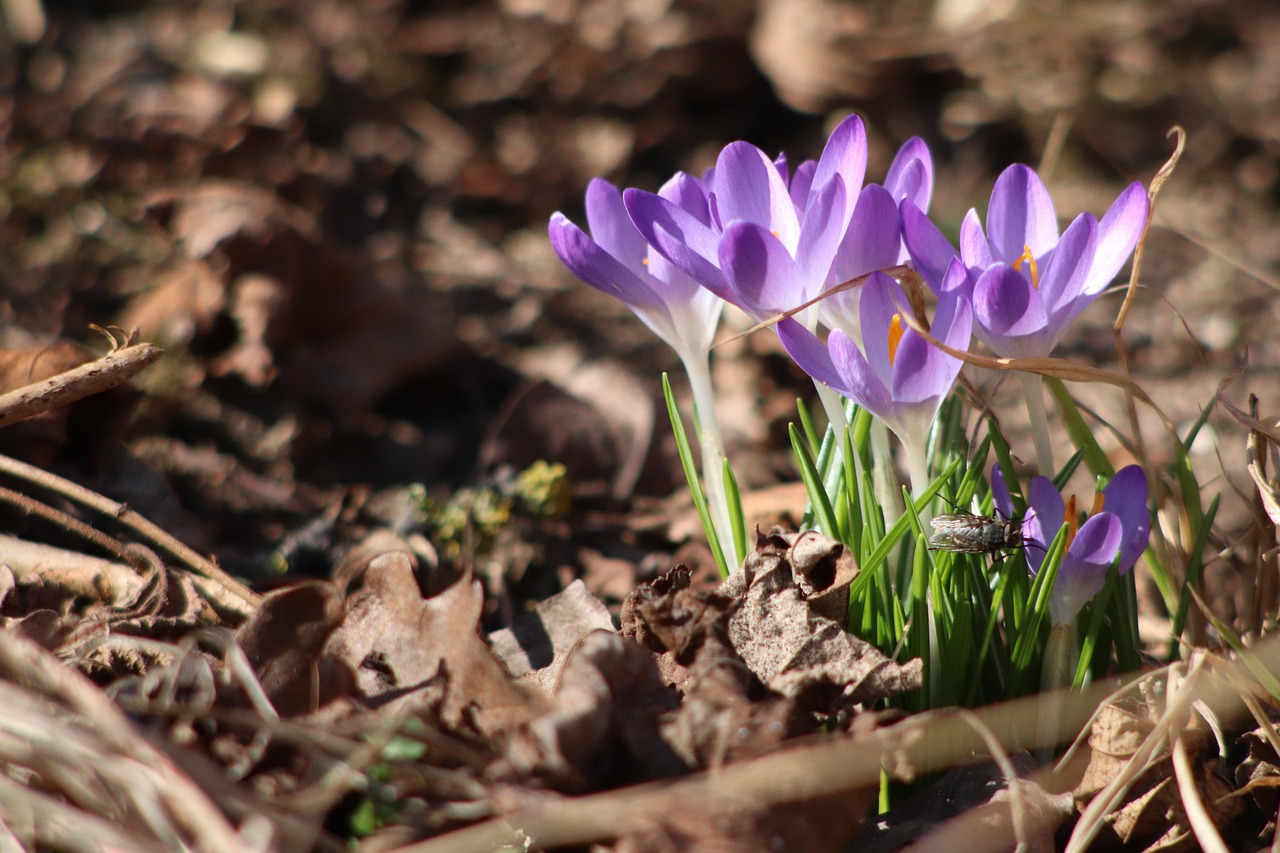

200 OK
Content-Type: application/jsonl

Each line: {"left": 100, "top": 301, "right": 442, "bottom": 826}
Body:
{"left": 549, "top": 114, "right": 1152, "bottom": 610}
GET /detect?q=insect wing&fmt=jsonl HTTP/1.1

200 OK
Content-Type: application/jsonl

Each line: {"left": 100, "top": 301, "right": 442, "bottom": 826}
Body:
{"left": 927, "top": 513, "right": 989, "bottom": 552}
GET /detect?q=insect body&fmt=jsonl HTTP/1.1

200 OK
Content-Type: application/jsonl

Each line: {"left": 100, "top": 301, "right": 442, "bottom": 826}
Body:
{"left": 928, "top": 512, "right": 1024, "bottom": 554}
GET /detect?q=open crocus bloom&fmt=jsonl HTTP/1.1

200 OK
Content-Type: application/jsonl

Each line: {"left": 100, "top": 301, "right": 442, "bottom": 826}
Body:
{"left": 623, "top": 114, "right": 869, "bottom": 325}
{"left": 777, "top": 262, "right": 973, "bottom": 486}
{"left": 548, "top": 175, "right": 723, "bottom": 364}
{"left": 993, "top": 464, "right": 1150, "bottom": 625}
{"left": 902, "top": 164, "right": 1148, "bottom": 358}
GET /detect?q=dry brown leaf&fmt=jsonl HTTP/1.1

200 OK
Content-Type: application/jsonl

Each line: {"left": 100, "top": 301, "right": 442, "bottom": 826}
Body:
{"left": 487, "top": 578, "right": 614, "bottom": 690}
{"left": 1074, "top": 696, "right": 1241, "bottom": 851}
{"left": 497, "top": 629, "right": 684, "bottom": 791}
{"left": 323, "top": 549, "right": 545, "bottom": 734}
{"left": 235, "top": 580, "right": 351, "bottom": 717}
{"left": 722, "top": 530, "right": 922, "bottom": 710}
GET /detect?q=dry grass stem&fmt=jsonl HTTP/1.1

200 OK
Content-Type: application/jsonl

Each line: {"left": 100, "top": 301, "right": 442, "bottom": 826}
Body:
{"left": 0, "top": 338, "right": 162, "bottom": 430}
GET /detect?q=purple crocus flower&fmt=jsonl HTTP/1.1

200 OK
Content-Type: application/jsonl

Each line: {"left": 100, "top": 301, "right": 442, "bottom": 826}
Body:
{"left": 777, "top": 261, "right": 973, "bottom": 492}
{"left": 993, "top": 464, "right": 1150, "bottom": 624}
{"left": 548, "top": 175, "right": 723, "bottom": 363}
{"left": 623, "top": 114, "right": 869, "bottom": 324}
{"left": 821, "top": 137, "right": 934, "bottom": 341}
{"left": 902, "top": 164, "right": 1148, "bottom": 358}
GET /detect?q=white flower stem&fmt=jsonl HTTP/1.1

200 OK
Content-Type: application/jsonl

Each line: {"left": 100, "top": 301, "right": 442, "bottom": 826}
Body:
{"left": 681, "top": 349, "right": 738, "bottom": 570}
{"left": 1037, "top": 621, "right": 1077, "bottom": 757}
{"left": 902, "top": 435, "right": 931, "bottom": 518}
{"left": 870, "top": 420, "right": 904, "bottom": 519}
{"left": 1019, "top": 371, "right": 1055, "bottom": 477}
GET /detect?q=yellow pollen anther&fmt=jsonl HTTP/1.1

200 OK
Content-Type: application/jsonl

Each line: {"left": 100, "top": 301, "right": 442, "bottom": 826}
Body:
{"left": 888, "top": 314, "right": 904, "bottom": 365}
{"left": 642, "top": 257, "right": 649, "bottom": 266}
{"left": 771, "top": 229, "right": 780, "bottom": 238}
{"left": 1013, "top": 244, "right": 1040, "bottom": 288}
{"left": 1064, "top": 494, "right": 1078, "bottom": 550}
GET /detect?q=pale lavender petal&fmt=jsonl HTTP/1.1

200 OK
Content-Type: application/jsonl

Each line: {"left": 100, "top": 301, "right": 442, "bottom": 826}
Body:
{"left": 1101, "top": 465, "right": 1149, "bottom": 572}
{"left": 808, "top": 113, "right": 868, "bottom": 226}
{"left": 584, "top": 179, "right": 648, "bottom": 267}
{"left": 831, "top": 185, "right": 902, "bottom": 283}
{"left": 902, "top": 200, "right": 959, "bottom": 294}
{"left": 795, "top": 179, "right": 846, "bottom": 299}
{"left": 991, "top": 463, "right": 1013, "bottom": 520}
{"left": 778, "top": 318, "right": 842, "bottom": 388}
{"left": 973, "top": 265, "right": 1051, "bottom": 358}
{"left": 885, "top": 137, "right": 933, "bottom": 213}
{"left": 959, "top": 209, "right": 993, "bottom": 269}
{"left": 987, "top": 164, "right": 1059, "bottom": 263}
{"left": 1038, "top": 212, "right": 1098, "bottom": 325}
{"left": 1082, "top": 182, "right": 1148, "bottom": 297}
{"left": 714, "top": 141, "right": 800, "bottom": 250}
{"left": 1025, "top": 475, "right": 1064, "bottom": 577}
{"left": 790, "top": 160, "right": 817, "bottom": 213}
{"left": 938, "top": 256, "right": 974, "bottom": 299}
{"left": 645, "top": 251, "right": 722, "bottom": 352}
{"left": 1051, "top": 512, "right": 1123, "bottom": 624}
{"left": 658, "top": 172, "right": 712, "bottom": 226}
{"left": 624, "top": 188, "right": 730, "bottom": 299}
{"left": 858, "top": 272, "right": 902, "bottom": 390}
{"left": 548, "top": 213, "right": 667, "bottom": 317}
{"left": 890, "top": 290, "right": 968, "bottom": 409}
{"left": 935, "top": 288, "right": 974, "bottom": 355}
{"left": 773, "top": 151, "right": 790, "bottom": 186}
{"left": 828, "top": 329, "right": 894, "bottom": 419}
{"left": 718, "top": 222, "right": 803, "bottom": 319}
{"left": 822, "top": 185, "right": 900, "bottom": 333}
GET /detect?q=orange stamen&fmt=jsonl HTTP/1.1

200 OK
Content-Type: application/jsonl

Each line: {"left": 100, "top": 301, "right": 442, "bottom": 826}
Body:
{"left": 642, "top": 257, "right": 649, "bottom": 266}
{"left": 1063, "top": 494, "right": 1078, "bottom": 550}
{"left": 888, "top": 314, "right": 904, "bottom": 365}
{"left": 1090, "top": 492, "right": 1105, "bottom": 516}
{"left": 1013, "top": 244, "right": 1040, "bottom": 288}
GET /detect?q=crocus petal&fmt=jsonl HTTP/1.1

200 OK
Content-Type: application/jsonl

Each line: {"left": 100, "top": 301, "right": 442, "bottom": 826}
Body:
{"left": 828, "top": 329, "right": 895, "bottom": 421}
{"left": 857, "top": 272, "right": 902, "bottom": 390}
{"left": 548, "top": 213, "right": 667, "bottom": 318}
{"left": 1101, "top": 465, "right": 1150, "bottom": 571}
{"left": 991, "top": 463, "right": 1014, "bottom": 521}
{"left": 938, "top": 256, "right": 975, "bottom": 300}
{"left": 973, "top": 265, "right": 1051, "bottom": 358}
{"left": 624, "top": 188, "right": 730, "bottom": 299}
{"left": 778, "top": 318, "right": 842, "bottom": 388}
{"left": 584, "top": 179, "right": 648, "bottom": 267}
{"left": 808, "top": 113, "right": 868, "bottom": 230}
{"left": 1082, "top": 182, "right": 1149, "bottom": 297}
{"left": 885, "top": 136, "right": 933, "bottom": 213}
{"left": 645, "top": 251, "right": 723, "bottom": 354}
{"left": 795, "top": 178, "right": 846, "bottom": 298}
{"left": 718, "top": 222, "right": 803, "bottom": 319}
{"left": 959, "top": 209, "right": 994, "bottom": 269}
{"left": 832, "top": 185, "right": 902, "bottom": 283}
{"left": 1051, "top": 512, "right": 1123, "bottom": 624}
{"left": 1025, "top": 475, "right": 1065, "bottom": 577}
{"left": 1037, "top": 212, "right": 1098, "bottom": 334}
{"left": 986, "top": 164, "right": 1059, "bottom": 263}
{"left": 789, "top": 160, "right": 817, "bottom": 213}
{"left": 714, "top": 141, "right": 800, "bottom": 250}
{"left": 822, "top": 185, "right": 901, "bottom": 337}
{"left": 902, "top": 200, "right": 959, "bottom": 294}
{"left": 658, "top": 172, "right": 712, "bottom": 227}
{"left": 890, "top": 290, "right": 969, "bottom": 416}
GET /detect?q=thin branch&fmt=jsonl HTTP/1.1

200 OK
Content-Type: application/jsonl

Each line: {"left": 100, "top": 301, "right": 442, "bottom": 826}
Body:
{"left": 0, "top": 338, "right": 163, "bottom": 430}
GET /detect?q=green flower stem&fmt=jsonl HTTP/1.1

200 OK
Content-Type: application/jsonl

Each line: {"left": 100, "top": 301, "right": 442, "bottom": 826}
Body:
{"left": 1019, "top": 372, "right": 1055, "bottom": 476}
{"left": 682, "top": 349, "right": 739, "bottom": 569}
